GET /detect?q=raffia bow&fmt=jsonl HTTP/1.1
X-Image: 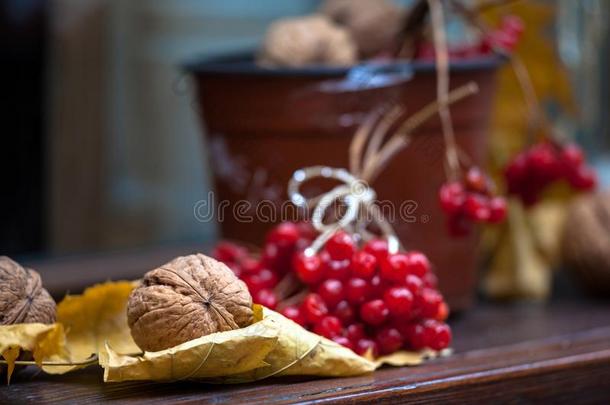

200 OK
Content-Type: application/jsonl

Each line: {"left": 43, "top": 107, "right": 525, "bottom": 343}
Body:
{"left": 288, "top": 82, "right": 479, "bottom": 256}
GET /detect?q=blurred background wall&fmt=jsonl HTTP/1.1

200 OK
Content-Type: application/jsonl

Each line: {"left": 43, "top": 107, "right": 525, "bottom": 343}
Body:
{"left": 48, "top": 0, "right": 318, "bottom": 254}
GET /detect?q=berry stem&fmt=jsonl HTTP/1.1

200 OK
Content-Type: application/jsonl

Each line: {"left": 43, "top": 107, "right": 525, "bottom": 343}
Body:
{"left": 448, "top": 0, "right": 550, "bottom": 144}
{"left": 428, "top": 0, "right": 461, "bottom": 181}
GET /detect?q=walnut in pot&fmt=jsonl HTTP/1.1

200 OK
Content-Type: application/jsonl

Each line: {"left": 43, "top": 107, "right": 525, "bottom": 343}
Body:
{"left": 259, "top": 14, "right": 357, "bottom": 67}
{"left": 321, "top": 0, "right": 407, "bottom": 58}
{"left": 0, "top": 256, "right": 56, "bottom": 325}
{"left": 127, "top": 254, "right": 253, "bottom": 352}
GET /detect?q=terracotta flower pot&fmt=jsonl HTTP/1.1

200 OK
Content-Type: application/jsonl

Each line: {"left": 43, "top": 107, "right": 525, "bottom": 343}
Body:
{"left": 186, "top": 52, "right": 503, "bottom": 311}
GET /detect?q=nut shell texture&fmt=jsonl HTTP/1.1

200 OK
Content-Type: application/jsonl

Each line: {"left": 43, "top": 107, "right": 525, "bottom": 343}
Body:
{"left": 127, "top": 254, "right": 253, "bottom": 352}
{"left": 0, "top": 256, "right": 56, "bottom": 325}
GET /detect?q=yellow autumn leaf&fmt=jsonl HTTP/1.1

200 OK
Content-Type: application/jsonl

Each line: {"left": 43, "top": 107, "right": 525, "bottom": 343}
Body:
{"left": 102, "top": 306, "right": 435, "bottom": 383}
{"left": 483, "top": 198, "right": 553, "bottom": 300}
{"left": 43, "top": 280, "right": 140, "bottom": 374}
{"left": 0, "top": 323, "right": 66, "bottom": 382}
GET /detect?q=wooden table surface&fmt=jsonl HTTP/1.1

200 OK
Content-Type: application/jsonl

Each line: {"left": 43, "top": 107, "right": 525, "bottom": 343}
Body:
{"left": 3, "top": 247, "right": 610, "bottom": 404}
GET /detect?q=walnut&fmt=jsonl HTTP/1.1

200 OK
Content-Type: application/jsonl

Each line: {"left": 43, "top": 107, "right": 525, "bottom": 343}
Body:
{"left": 259, "top": 14, "right": 357, "bottom": 67}
{"left": 127, "top": 254, "right": 253, "bottom": 352}
{"left": 321, "top": 0, "right": 406, "bottom": 58}
{"left": 0, "top": 257, "right": 56, "bottom": 325}
{"left": 561, "top": 192, "right": 610, "bottom": 294}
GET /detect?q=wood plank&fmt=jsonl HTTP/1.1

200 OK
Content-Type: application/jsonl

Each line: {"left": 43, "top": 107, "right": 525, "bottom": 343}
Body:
{"left": 2, "top": 299, "right": 610, "bottom": 404}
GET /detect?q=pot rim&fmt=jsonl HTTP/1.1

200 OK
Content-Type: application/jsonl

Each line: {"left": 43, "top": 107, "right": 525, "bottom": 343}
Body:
{"left": 183, "top": 50, "right": 506, "bottom": 77}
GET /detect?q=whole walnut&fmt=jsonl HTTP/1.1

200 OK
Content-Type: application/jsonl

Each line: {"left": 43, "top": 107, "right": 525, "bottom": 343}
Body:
{"left": 127, "top": 254, "right": 253, "bottom": 352}
{"left": 321, "top": 0, "right": 407, "bottom": 58}
{"left": 561, "top": 192, "right": 610, "bottom": 295}
{"left": 259, "top": 14, "right": 357, "bottom": 67}
{"left": 0, "top": 257, "right": 56, "bottom": 325}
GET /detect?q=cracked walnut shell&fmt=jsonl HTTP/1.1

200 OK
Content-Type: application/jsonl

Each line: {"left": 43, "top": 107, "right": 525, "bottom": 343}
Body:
{"left": 127, "top": 254, "right": 254, "bottom": 352}
{"left": 0, "top": 256, "right": 56, "bottom": 325}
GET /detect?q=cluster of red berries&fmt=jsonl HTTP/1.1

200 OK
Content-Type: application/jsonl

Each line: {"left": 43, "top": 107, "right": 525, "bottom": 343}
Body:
{"left": 439, "top": 167, "right": 507, "bottom": 236}
{"left": 415, "top": 15, "right": 524, "bottom": 60}
{"left": 504, "top": 141, "right": 597, "bottom": 206}
{"left": 213, "top": 223, "right": 452, "bottom": 357}
{"left": 290, "top": 232, "right": 451, "bottom": 356}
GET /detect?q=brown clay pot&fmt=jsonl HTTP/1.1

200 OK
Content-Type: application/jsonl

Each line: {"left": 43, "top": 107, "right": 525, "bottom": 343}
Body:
{"left": 187, "top": 53, "right": 503, "bottom": 311}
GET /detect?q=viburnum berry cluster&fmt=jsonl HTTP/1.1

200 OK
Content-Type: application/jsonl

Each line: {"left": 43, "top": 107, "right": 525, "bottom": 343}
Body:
{"left": 213, "top": 224, "right": 452, "bottom": 357}
{"left": 416, "top": 15, "right": 524, "bottom": 60}
{"left": 439, "top": 166, "right": 507, "bottom": 237}
{"left": 504, "top": 141, "right": 597, "bottom": 206}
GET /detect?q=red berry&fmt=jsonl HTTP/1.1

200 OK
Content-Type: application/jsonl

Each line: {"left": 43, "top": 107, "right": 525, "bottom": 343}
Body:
{"left": 423, "top": 320, "right": 452, "bottom": 351}
{"left": 302, "top": 293, "right": 329, "bottom": 324}
{"left": 384, "top": 287, "right": 414, "bottom": 317}
{"left": 345, "top": 323, "right": 366, "bottom": 342}
{"left": 505, "top": 153, "right": 528, "bottom": 194}
{"left": 380, "top": 253, "right": 410, "bottom": 283}
{"left": 325, "top": 231, "right": 356, "bottom": 261}
{"left": 346, "top": 278, "right": 370, "bottom": 305}
{"left": 322, "top": 257, "right": 351, "bottom": 281}
{"left": 404, "top": 323, "right": 426, "bottom": 350}
{"left": 314, "top": 315, "right": 342, "bottom": 339}
{"left": 435, "top": 301, "right": 450, "bottom": 322}
{"left": 240, "top": 257, "right": 261, "bottom": 274}
{"left": 369, "top": 274, "right": 386, "bottom": 298}
{"left": 294, "top": 252, "right": 324, "bottom": 285}
{"left": 567, "top": 165, "right": 597, "bottom": 191}
{"left": 376, "top": 327, "right": 404, "bottom": 355}
{"left": 355, "top": 338, "right": 379, "bottom": 358}
{"left": 332, "top": 335, "right": 354, "bottom": 350}
{"left": 262, "top": 242, "right": 291, "bottom": 275}
{"left": 423, "top": 272, "right": 438, "bottom": 289}
{"left": 403, "top": 274, "right": 424, "bottom": 296}
{"left": 439, "top": 181, "right": 466, "bottom": 214}
{"left": 296, "top": 221, "right": 317, "bottom": 241}
{"left": 488, "top": 196, "right": 508, "bottom": 223}
{"left": 560, "top": 143, "right": 584, "bottom": 168}
{"left": 363, "top": 239, "right": 389, "bottom": 262}
{"left": 254, "top": 289, "right": 277, "bottom": 309}
{"left": 501, "top": 15, "right": 525, "bottom": 37}
{"left": 487, "top": 30, "right": 518, "bottom": 51}
{"left": 351, "top": 251, "right": 377, "bottom": 279}
{"left": 318, "top": 279, "right": 345, "bottom": 308}
{"left": 212, "top": 241, "right": 247, "bottom": 264}
{"left": 243, "top": 269, "right": 277, "bottom": 294}
{"left": 266, "top": 222, "right": 300, "bottom": 249}
{"left": 418, "top": 288, "right": 443, "bottom": 318}
{"left": 529, "top": 144, "right": 559, "bottom": 182}
{"left": 464, "top": 194, "right": 491, "bottom": 222}
{"left": 333, "top": 300, "right": 356, "bottom": 325}
{"left": 465, "top": 166, "right": 488, "bottom": 193}
{"left": 360, "top": 299, "right": 389, "bottom": 326}
{"left": 280, "top": 305, "right": 306, "bottom": 326}
{"left": 405, "top": 251, "right": 431, "bottom": 278}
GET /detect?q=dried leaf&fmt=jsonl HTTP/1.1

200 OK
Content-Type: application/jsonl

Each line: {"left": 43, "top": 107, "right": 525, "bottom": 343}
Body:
{"left": 102, "top": 306, "right": 431, "bottom": 383}
{"left": 375, "top": 348, "right": 442, "bottom": 367}
{"left": 483, "top": 198, "right": 552, "bottom": 300}
{"left": 0, "top": 323, "right": 66, "bottom": 382}
{"left": 44, "top": 281, "right": 140, "bottom": 374}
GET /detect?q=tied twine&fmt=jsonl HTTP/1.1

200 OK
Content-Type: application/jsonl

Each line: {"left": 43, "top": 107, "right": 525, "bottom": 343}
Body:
{"left": 288, "top": 82, "right": 480, "bottom": 256}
